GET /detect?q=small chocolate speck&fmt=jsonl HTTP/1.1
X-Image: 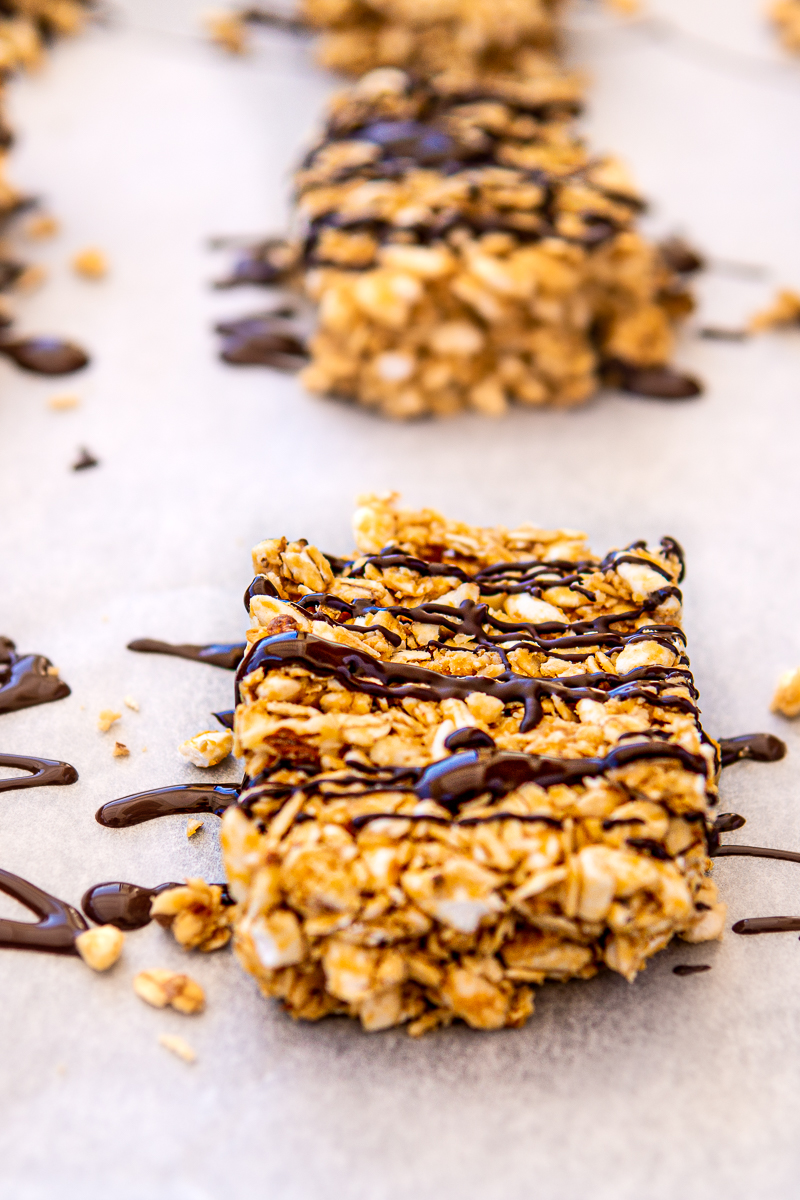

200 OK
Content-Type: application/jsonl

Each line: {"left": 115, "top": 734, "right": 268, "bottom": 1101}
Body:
{"left": 72, "top": 447, "right": 99, "bottom": 472}
{"left": 673, "top": 964, "right": 711, "bottom": 976}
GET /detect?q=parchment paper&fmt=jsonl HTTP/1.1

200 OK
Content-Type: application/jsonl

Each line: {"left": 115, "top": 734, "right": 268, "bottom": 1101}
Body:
{"left": 2, "top": 2, "right": 800, "bottom": 1196}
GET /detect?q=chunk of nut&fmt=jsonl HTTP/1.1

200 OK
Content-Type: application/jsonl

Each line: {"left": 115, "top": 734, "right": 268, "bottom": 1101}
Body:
{"left": 75, "top": 925, "right": 125, "bottom": 971}
{"left": 134, "top": 970, "right": 205, "bottom": 1014}
{"left": 72, "top": 248, "right": 108, "bottom": 279}
{"left": 179, "top": 729, "right": 233, "bottom": 768}
{"left": 112, "top": 741, "right": 130, "bottom": 757}
{"left": 158, "top": 1033, "right": 196, "bottom": 1063}
{"left": 771, "top": 667, "right": 800, "bottom": 718}
{"left": 98, "top": 709, "right": 121, "bottom": 732}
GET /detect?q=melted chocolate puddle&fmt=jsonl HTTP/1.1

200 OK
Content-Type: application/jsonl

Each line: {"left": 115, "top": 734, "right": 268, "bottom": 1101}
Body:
{"left": 95, "top": 783, "right": 241, "bottom": 828}
{"left": 128, "top": 638, "right": 245, "bottom": 670}
{"left": 82, "top": 879, "right": 233, "bottom": 930}
{"left": 0, "top": 753, "right": 78, "bottom": 793}
{"left": 718, "top": 733, "right": 786, "bottom": 767}
{"left": 0, "top": 868, "right": 86, "bottom": 955}
{"left": 0, "top": 336, "right": 89, "bottom": 375}
{"left": 0, "top": 636, "right": 70, "bottom": 714}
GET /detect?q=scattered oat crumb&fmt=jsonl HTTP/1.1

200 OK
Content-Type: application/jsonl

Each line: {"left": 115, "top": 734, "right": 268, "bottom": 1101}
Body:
{"left": 75, "top": 925, "right": 125, "bottom": 971}
{"left": 142, "top": 746, "right": 148, "bottom": 753}
{"left": 204, "top": 9, "right": 249, "bottom": 53}
{"left": 134, "top": 969, "right": 205, "bottom": 1014}
{"left": 98, "top": 709, "right": 121, "bottom": 732}
{"left": 179, "top": 729, "right": 233, "bottom": 768}
{"left": 113, "top": 741, "right": 130, "bottom": 758}
{"left": 771, "top": 667, "right": 800, "bottom": 717}
{"left": 186, "top": 818, "right": 204, "bottom": 838}
{"left": 158, "top": 1033, "right": 196, "bottom": 1064}
{"left": 124, "top": 695, "right": 139, "bottom": 711}
{"left": 72, "top": 247, "right": 108, "bottom": 279}
{"left": 48, "top": 393, "right": 80, "bottom": 411}
{"left": 25, "top": 213, "right": 60, "bottom": 240}
{"left": 14, "top": 264, "right": 47, "bottom": 294}
{"left": 749, "top": 289, "right": 800, "bottom": 333}
{"left": 46, "top": 665, "right": 60, "bottom": 676}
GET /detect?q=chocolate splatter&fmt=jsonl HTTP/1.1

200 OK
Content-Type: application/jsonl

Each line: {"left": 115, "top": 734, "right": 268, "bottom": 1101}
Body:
{"left": 0, "top": 336, "right": 89, "bottom": 375}
{"left": 0, "top": 637, "right": 70, "bottom": 714}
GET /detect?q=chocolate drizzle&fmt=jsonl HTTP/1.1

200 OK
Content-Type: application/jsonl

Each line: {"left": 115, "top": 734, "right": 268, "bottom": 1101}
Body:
{"left": 0, "top": 636, "right": 70, "bottom": 714}
{"left": 0, "top": 335, "right": 89, "bottom": 375}
{"left": 81, "top": 879, "right": 234, "bottom": 930}
{"left": 128, "top": 638, "right": 245, "bottom": 670}
{"left": 672, "top": 964, "right": 711, "bottom": 976}
{"left": 215, "top": 312, "right": 308, "bottom": 369}
{"left": 712, "top": 845, "right": 800, "bottom": 865}
{"left": 718, "top": 733, "right": 786, "bottom": 768}
{"left": 0, "top": 868, "right": 86, "bottom": 955}
{"left": 237, "top": 626, "right": 700, "bottom": 739}
{"left": 601, "top": 359, "right": 702, "bottom": 400}
{"left": 0, "top": 753, "right": 78, "bottom": 793}
{"left": 95, "top": 783, "right": 241, "bottom": 828}
{"left": 732, "top": 916, "right": 800, "bottom": 935}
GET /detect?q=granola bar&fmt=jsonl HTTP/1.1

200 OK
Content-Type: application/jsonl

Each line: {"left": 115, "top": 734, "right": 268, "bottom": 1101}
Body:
{"left": 267, "top": 68, "right": 698, "bottom": 417}
{"left": 222, "top": 494, "right": 723, "bottom": 1034}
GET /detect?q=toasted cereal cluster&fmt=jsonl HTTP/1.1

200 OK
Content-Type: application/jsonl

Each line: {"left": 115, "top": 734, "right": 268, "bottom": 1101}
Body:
{"left": 221, "top": 495, "right": 724, "bottom": 1034}
{"left": 285, "top": 68, "right": 698, "bottom": 418}
{"left": 300, "top": 0, "right": 565, "bottom": 78}
{"left": 770, "top": 0, "right": 800, "bottom": 51}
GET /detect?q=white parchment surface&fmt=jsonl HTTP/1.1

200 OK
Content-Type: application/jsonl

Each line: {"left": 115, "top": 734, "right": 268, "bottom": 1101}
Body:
{"left": 2, "top": 2, "right": 800, "bottom": 1196}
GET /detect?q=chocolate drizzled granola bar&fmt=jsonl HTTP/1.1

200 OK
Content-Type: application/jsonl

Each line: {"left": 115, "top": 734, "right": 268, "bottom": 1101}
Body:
{"left": 222, "top": 495, "right": 724, "bottom": 1034}
{"left": 282, "top": 68, "right": 698, "bottom": 417}
{"left": 299, "top": 0, "right": 565, "bottom": 79}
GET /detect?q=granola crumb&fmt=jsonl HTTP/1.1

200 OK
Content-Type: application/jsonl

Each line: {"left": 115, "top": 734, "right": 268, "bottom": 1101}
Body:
{"left": 203, "top": 9, "right": 249, "bottom": 53}
{"left": 124, "top": 695, "right": 139, "bottom": 711}
{"left": 749, "top": 289, "right": 800, "bottom": 333}
{"left": 134, "top": 969, "right": 206, "bottom": 1014}
{"left": 98, "top": 709, "right": 121, "bottom": 732}
{"left": 150, "top": 878, "right": 233, "bottom": 951}
{"left": 14, "top": 265, "right": 47, "bottom": 294}
{"left": 75, "top": 925, "right": 125, "bottom": 971}
{"left": 25, "top": 213, "right": 60, "bottom": 240}
{"left": 48, "top": 393, "right": 80, "bottom": 411}
{"left": 187, "top": 818, "right": 204, "bottom": 838}
{"left": 113, "top": 741, "right": 130, "bottom": 758}
{"left": 179, "top": 729, "right": 233, "bottom": 768}
{"left": 158, "top": 1033, "right": 197, "bottom": 1063}
{"left": 71, "top": 247, "right": 108, "bottom": 279}
{"left": 771, "top": 667, "right": 800, "bottom": 717}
